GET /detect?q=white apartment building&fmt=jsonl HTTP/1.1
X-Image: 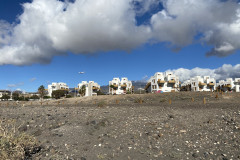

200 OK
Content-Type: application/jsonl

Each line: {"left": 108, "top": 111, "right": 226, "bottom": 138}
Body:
{"left": 145, "top": 72, "right": 180, "bottom": 93}
{"left": 109, "top": 77, "right": 133, "bottom": 95}
{"left": 78, "top": 81, "right": 100, "bottom": 97}
{"left": 0, "top": 90, "right": 11, "bottom": 98}
{"left": 234, "top": 78, "right": 240, "bottom": 92}
{"left": 181, "top": 80, "right": 191, "bottom": 91}
{"left": 48, "top": 82, "right": 69, "bottom": 96}
{"left": 217, "top": 78, "right": 235, "bottom": 92}
{"left": 190, "top": 76, "right": 216, "bottom": 92}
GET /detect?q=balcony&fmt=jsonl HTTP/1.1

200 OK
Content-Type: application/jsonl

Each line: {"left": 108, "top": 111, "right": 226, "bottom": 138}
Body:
{"left": 145, "top": 82, "right": 151, "bottom": 90}
{"left": 92, "top": 86, "right": 99, "bottom": 90}
{"left": 199, "top": 82, "right": 206, "bottom": 86}
{"left": 60, "top": 88, "right": 69, "bottom": 91}
{"left": 110, "top": 84, "right": 118, "bottom": 88}
{"left": 121, "top": 84, "right": 127, "bottom": 88}
{"left": 208, "top": 82, "right": 215, "bottom": 86}
{"left": 158, "top": 79, "right": 165, "bottom": 84}
{"left": 223, "top": 84, "right": 232, "bottom": 88}
{"left": 168, "top": 80, "right": 176, "bottom": 84}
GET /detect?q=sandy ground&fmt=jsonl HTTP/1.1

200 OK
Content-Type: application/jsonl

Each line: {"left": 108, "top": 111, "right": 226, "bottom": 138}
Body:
{"left": 0, "top": 92, "right": 240, "bottom": 160}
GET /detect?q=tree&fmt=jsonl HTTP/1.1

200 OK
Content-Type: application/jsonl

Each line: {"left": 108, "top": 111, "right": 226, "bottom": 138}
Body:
{"left": 30, "top": 95, "right": 39, "bottom": 100}
{"left": 38, "top": 85, "right": 46, "bottom": 100}
{"left": 79, "top": 85, "right": 86, "bottom": 97}
{"left": 52, "top": 90, "right": 66, "bottom": 99}
{"left": 12, "top": 92, "right": 19, "bottom": 101}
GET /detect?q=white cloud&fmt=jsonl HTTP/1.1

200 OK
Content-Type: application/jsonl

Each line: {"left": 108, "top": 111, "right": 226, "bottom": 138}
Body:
{"left": 0, "top": 0, "right": 240, "bottom": 65}
{"left": 30, "top": 77, "right": 37, "bottom": 82}
{"left": 7, "top": 82, "right": 24, "bottom": 88}
{"left": 0, "top": 0, "right": 151, "bottom": 65}
{"left": 151, "top": 0, "right": 240, "bottom": 56}
{"left": 167, "top": 64, "right": 240, "bottom": 82}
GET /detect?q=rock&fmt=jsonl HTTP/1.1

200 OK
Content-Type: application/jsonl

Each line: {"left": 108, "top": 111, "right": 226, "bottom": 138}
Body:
{"left": 33, "top": 129, "right": 42, "bottom": 136}
{"left": 169, "top": 115, "right": 175, "bottom": 119}
{"left": 179, "top": 130, "right": 187, "bottom": 133}
{"left": 204, "top": 152, "right": 209, "bottom": 158}
{"left": 81, "top": 157, "right": 86, "bottom": 160}
{"left": 91, "top": 120, "right": 96, "bottom": 125}
{"left": 18, "top": 125, "right": 28, "bottom": 132}
{"left": 192, "top": 153, "right": 198, "bottom": 158}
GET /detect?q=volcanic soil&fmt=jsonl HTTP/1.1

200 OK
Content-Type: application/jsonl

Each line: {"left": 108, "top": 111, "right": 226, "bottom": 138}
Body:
{"left": 0, "top": 92, "right": 240, "bottom": 160}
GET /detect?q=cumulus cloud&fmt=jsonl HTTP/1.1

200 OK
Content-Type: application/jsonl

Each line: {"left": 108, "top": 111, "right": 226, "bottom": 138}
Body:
{"left": 151, "top": 0, "right": 240, "bottom": 56}
{"left": 0, "top": 0, "right": 240, "bottom": 65}
{"left": 167, "top": 64, "right": 240, "bottom": 82}
{"left": 0, "top": 0, "right": 151, "bottom": 65}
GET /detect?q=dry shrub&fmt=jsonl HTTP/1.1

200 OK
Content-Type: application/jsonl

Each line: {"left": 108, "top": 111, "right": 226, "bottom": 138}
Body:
{"left": 159, "top": 99, "right": 167, "bottom": 103}
{"left": 97, "top": 101, "right": 107, "bottom": 108}
{"left": 134, "top": 97, "right": 144, "bottom": 104}
{"left": 0, "top": 119, "right": 41, "bottom": 159}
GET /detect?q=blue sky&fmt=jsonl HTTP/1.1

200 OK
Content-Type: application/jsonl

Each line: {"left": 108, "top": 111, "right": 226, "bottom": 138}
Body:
{"left": 0, "top": 0, "right": 240, "bottom": 92}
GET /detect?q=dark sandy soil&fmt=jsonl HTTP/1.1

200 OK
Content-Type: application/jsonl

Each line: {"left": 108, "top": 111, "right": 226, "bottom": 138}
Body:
{"left": 0, "top": 92, "right": 240, "bottom": 160}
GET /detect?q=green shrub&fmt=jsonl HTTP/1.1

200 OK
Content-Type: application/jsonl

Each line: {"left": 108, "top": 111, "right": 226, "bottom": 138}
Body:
{"left": 43, "top": 96, "right": 51, "bottom": 99}
{"left": 0, "top": 94, "right": 10, "bottom": 100}
{"left": 66, "top": 95, "right": 72, "bottom": 98}
{"left": 52, "top": 90, "right": 67, "bottom": 99}
{"left": 30, "top": 95, "right": 39, "bottom": 100}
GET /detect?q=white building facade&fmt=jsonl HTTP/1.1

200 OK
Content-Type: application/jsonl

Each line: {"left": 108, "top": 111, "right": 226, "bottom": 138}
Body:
{"left": 109, "top": 77, "right": 133, "bottom": 95}
{"left": 145, "top": 72, "right": 180, "bottom": 93}
{"left": 190, "top": 76, "right": 216, "bottom": 92}
{"left": 78, "top": 81, "right": 100, "bottom": 97}
{"left": 48, "top": 82, "right": 69, "bottom": 96}
{"left": 217, "top": 78, "right": 235, "bottom": 92}
{"left": 234, "top": 78, "right": 240, "bottom": 92}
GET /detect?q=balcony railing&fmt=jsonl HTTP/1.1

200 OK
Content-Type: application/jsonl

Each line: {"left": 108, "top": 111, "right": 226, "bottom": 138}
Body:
{"left": 168, "top": 80, "right": 176, "bottom": 84}
{"left": 158, "top": 79, "right": 165, "bottom": 84}
{"left": 199, "top": 82, "right": 206, "bottom": 86}
{"left": 208, "top": 82, "right": 215, "bottom": 86}
{"left": 121, "top": 84, "right": 127, "bottom": 88}
{"left": 145, "top": 82, "right": 151, "bottom": 90}
{"left": 223, "top": 84, "right": 232, "bottom": 88}
{"left": 92, "top": 86, "right": 99, "bottom": 90}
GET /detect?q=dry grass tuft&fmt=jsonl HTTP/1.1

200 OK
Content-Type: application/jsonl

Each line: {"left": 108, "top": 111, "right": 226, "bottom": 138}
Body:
{"left": 134, "top": 97, "right": 144, "bottom": 104}
{"left": 97, "top": 101, "right": 107, "bottom": 108}
{"left": 0, "top": 119, "right": 41, "bottom": 159}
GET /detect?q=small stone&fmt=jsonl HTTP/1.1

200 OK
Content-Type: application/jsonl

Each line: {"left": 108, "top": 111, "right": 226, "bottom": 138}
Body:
{"left": 159, "top": 151, "right": 163, "bottom": 155}
{"left": 180, "top": 130, "right": 187, "bottom": 133}
{"left": 204, "top": 152, "right": 209, "bottom": 158}
{"left": 18, "top": 125, "right": 27, "bottom": 132}
{"left": 192, "top": 153, "right": 198, "bottom": 158}
{"left": 33, "top": 129, "right": 42, "bottom": 136}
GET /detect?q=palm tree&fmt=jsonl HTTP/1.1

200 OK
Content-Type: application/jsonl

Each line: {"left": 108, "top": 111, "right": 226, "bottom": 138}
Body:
{"left": 79, "top": 85, "right": 86, "bottom": 97}
{"left": 38, "top": 85, "right": 45, "bottom": 100}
